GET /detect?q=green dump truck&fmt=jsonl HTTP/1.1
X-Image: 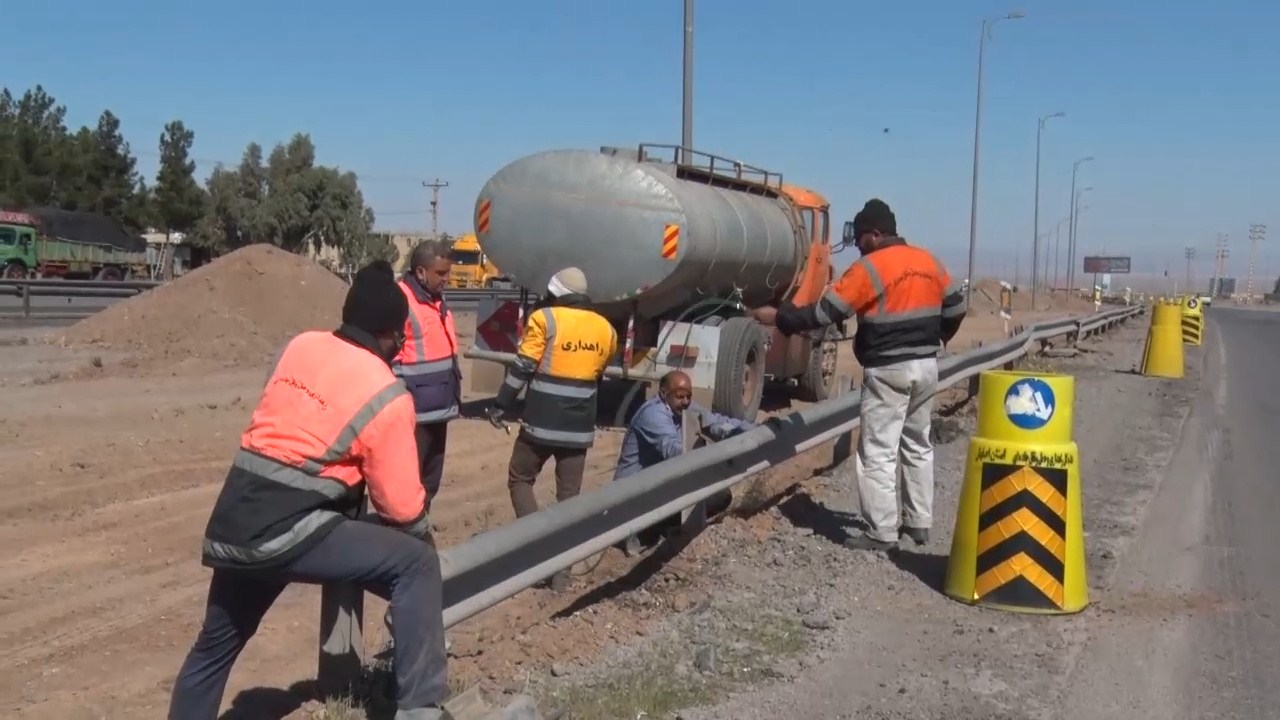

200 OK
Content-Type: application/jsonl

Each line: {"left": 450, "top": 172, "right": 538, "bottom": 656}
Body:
{"left": 0, "top": 209, "right": 150, "bottom": 280}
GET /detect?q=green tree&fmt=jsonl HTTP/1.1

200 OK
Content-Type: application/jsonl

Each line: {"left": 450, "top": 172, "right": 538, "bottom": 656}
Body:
{"left": 153, "top": 120, "right": 205, "bottom": 239}
{"left": 85, "top": 110, "right": 145, "bottom": 230}
{"left": 340, "top": 229, "right": 397, "bottom": 280}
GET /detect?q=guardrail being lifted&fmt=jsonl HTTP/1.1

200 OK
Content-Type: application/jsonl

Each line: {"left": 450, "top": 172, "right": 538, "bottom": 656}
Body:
{"left": 315, "top": 302, "right": 1148, "bottom": 696}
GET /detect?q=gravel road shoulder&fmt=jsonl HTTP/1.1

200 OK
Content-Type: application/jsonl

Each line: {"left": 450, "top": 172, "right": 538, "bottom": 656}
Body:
{"left": 527, "top": 315, "right": 1200, "bottom": 720}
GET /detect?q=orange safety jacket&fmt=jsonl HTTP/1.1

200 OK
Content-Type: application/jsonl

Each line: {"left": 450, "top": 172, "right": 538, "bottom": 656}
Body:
{"left": 201, "top": 325, "right": 429, "bottom": 570}
{"left": 776, "top": 237, "right": 966, "bottom": 368}
{"left": 393, "top": 274, "right": 462, "bottom": 424}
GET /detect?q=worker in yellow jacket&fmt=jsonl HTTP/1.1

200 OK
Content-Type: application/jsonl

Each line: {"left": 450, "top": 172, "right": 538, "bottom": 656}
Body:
{"left": 486, "top": 267, "right": 617, "bottom": 590}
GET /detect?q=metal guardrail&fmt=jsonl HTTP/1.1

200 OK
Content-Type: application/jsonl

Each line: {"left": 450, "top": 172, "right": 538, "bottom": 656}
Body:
{"left": 0, "top": 279, "right": 523, "bottom": 318}
{"left": 432, "top": 303, "right": 1145, "bottom": 630}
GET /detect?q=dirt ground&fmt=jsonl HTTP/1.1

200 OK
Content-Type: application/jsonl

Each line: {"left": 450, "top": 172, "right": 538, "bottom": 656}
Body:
{"left": 0, "top": 264, "right": 1097, "bottom": 718}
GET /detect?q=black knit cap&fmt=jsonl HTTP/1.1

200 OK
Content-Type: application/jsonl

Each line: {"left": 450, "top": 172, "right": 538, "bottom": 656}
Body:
{"left": 342, "top": 259, "right": 409, "bottom": 335}
{"left": 852, "top": 198, "right": 897, "bottom": 237}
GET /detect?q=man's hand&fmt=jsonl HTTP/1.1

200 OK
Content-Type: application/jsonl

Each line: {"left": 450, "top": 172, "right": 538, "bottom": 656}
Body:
{"left": 752, "top": 306, "right": 779, "bottom": 326}
{"left": 485, "top": 405, "right": 509, "bottom": 432}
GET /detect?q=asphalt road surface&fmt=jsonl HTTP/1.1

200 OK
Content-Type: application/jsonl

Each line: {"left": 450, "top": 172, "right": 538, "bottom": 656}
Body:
{"left": 1060, "top": 306, "right": 1280, "bottom": 719}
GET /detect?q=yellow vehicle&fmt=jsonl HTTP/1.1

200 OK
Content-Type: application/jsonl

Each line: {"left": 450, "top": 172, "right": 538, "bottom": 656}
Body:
{"left": 447, "top": 233, "right": 510, "bottom": 288}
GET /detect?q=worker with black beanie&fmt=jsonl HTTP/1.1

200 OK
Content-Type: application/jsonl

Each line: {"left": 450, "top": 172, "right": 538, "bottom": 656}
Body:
{"left": 753, "top": 198, "right": 967, "bottom": 554}
{"left": 168, "top": 259, "right": 450, "bottom": 720}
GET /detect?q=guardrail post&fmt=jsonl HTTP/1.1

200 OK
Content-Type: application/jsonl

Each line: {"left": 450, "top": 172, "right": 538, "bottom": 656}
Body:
{"left": 21, "top": 284, "right": 31, "bottom": 318}
{"left": 317, "top": 584, "right": 365, "bottom": 698}
{"left": 317, "top": 506, "right": 367, "bottom": 699}
{"left": 831, "top": 374, "right": 854, "bottom": 467}
{"left": 679, "top": 408, "right": 708, "bottom": 535}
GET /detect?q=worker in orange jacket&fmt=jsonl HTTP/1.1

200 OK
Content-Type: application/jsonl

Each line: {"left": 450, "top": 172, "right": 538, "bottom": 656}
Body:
{"left": 394, "top": 240, "right": 462, "bottom": 512}
{"left": 754, "top": 198, "right": 966, "bottom": 552}
{"left": 168, "top": 260, "right": 448, "bottom": 720}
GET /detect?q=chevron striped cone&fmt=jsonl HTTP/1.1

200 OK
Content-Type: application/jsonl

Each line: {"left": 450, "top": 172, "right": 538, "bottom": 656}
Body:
{"left": 944, "top": 370, "right": 1089, "bottom": 615}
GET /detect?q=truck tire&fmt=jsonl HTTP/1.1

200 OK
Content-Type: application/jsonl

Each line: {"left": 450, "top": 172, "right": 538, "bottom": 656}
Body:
{"left": 3, "top": 262, "right": 27, "bottom": 279}
{"left": 96, "top": 266, "right": 123, "bottom": 281}
{"left": 795, "top": 326, "right": 840, "bottom": 402}
{"left": 712, "top": 316, "right": 765, "bottom": 422}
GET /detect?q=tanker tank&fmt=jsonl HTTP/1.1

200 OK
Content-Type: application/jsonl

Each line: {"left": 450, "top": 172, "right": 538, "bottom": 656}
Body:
{"left": 474, "top": 148, "right": 806, "bottom": 320}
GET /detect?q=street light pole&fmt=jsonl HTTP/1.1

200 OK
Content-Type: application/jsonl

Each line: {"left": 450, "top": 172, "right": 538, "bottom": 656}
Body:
{"left": 1072, "top": 188, "right": 1091, "bottom": 292}
{"left": 1051, "top": 217, "right": 1069, "bottom": 291}
{"left": 681, "top": 0, "right": 694, "bottom": 157}
{"left": 1065, "top": 156, "right": 1093, "bottom": 292}
{"left": 1032, "top": 111, "right": 1065, "bottom": 310}
{"left": 964, "top": 9, "right": 1025, "bottom": 304}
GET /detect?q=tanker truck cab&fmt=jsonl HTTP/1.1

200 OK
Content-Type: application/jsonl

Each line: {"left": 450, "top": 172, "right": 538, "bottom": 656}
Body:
{"left": 466, "top": 144, "right": 843, "bottom": 424}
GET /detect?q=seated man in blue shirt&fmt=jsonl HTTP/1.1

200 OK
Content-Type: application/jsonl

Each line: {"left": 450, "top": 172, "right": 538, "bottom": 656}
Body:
{"left": 613, "top": 370, "right": 755, "bottom": 552}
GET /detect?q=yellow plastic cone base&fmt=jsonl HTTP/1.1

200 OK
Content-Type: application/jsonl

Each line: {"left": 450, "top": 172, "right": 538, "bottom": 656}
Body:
{"left": 944, "top": 370, "right": 1089, "bottom": 615}
{"left": 1141, "top": 302, "right": 1185, "bottom": 378}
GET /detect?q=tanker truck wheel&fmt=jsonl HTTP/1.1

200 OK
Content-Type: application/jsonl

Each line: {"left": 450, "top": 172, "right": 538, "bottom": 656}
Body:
{"left": 795, "top": 327, "right": 840, "bottom": 402}
{"left": 713, "top": 317, "right": 765, "bottom": 422}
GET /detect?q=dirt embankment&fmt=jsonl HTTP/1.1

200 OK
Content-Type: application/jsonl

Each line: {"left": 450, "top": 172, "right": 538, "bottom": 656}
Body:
{"left": 58, "top": 243, "right": 348, "bottom": 370}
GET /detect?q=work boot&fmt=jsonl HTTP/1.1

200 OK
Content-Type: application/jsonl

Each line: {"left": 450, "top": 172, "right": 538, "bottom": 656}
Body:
{"left": 842, "top": 533, "right": 898, "bottom": 552}
{"left": 900, "top": 526, "right": 930, "bottom": 546}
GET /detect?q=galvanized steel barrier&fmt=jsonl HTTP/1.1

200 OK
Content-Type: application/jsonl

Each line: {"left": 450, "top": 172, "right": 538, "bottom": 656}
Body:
{"left": 317, "top": 302, "right": 1146, "bottom": 694}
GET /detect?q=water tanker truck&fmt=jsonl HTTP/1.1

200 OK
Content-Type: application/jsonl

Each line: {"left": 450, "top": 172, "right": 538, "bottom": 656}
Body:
{"left": 464, "top": 144, "right": 846, "bottom": 422}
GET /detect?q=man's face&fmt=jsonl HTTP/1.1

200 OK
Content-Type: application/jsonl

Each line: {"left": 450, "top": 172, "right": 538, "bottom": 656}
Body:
{"left": 416, "top": 256, "right": 452, "bottom": 293}
{"left": 855, "top": 228, "right": 880, "bottom": 256}
{"left": 377, "top": 327, "right": 406, "bottom": 362}
{"left": 662, "top": 384, "right": 693, "bottom": 413}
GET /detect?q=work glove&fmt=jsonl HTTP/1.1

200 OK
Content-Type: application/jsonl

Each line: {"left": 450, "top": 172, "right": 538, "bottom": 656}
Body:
{"left": 485, "top": 405, "right": 509, "bottom": 431}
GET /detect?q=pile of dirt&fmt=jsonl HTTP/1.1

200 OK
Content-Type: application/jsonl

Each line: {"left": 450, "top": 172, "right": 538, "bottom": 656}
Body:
{"left": 61, "top": 244, "right": 349, "bottom": 369}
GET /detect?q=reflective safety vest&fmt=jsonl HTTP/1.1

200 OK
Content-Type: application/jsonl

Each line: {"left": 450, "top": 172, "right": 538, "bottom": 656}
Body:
{"left": 822, "top": 238, "right": 965, "bottom": 368}
{"left": 496, "top": 299, "right": 618, "bottom": 449}
{"left": 202, "top": 327, "right": 428, "bottom": 570}
{"left": 394, "top": 276, "right": 461, "bottom": 424}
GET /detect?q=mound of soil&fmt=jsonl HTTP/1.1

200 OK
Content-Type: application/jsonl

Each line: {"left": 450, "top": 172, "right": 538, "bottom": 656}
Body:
{"left": 61, "top": 244, "right": 349, "bottom": 368}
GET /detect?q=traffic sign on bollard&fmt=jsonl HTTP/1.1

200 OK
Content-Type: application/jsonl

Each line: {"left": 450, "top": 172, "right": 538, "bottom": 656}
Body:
{"left": 944, "top": 370, "right": 1089, "bottom": 615}
{"left": 1180, "top": 295, "right": 1203, "bottom": 347}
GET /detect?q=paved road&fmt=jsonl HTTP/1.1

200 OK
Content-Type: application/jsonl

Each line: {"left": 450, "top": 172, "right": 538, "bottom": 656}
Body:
{"left": 1061, "top": 307, "right": 1280, "bottom": 719}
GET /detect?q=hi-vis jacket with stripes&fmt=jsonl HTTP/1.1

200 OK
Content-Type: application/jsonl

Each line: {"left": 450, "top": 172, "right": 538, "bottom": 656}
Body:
{"left": 495, "top": 294, "right": 618, "bottom": 449}
{"left": 776, "top": 237, "right": 967, "bottom": 368}
{"left": 201, "top": 325, "right": 430, "bottom": 571}
{"left": 393, "top": 274, "right": 462, "bottom": 424}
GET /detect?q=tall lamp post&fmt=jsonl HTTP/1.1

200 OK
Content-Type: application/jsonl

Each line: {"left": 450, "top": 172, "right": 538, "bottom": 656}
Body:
{"left": 1072, "top": 187, "right": 1092, "bottom": 292}
{"left": 1031, "top": 111, "right": 1065, "bottom": 310}
{"left": 964, "top": 9, "right": 1026, "bottom": 303}
{"left": 681, "top": 0, "right": 694, "bottom": 156}
{"left": 1051, "top": 217, "right": 1069, "bottom": 291}
{"left": 1065, "top": 156, "right": 1094, "bottom": 292}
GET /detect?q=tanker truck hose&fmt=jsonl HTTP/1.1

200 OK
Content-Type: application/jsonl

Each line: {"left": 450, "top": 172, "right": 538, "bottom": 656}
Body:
{"left": 645, "top": 288, "right": 748, "bottom": 376}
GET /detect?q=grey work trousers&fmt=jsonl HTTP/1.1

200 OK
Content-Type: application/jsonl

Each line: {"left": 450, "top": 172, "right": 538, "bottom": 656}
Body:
{"left": 856, "top": 357, "right": 938, "bottom": 543}
{"left": 167, "top": 520, "right": 448, "bottom": 720}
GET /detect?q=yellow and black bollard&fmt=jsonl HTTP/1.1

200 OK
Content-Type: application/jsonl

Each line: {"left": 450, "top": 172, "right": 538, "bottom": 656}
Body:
{"left": 1140, "top": 300, "right": 1185, "bottom": 378}
{"left": 1180, "top": 295, "right": 1203, "bottom": 346}
{"left": 945, "top": 370, "right": 1088, "bottom": 614}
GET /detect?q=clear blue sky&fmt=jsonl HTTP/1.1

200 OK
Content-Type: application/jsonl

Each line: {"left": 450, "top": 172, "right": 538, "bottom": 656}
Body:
{"left": 3, "top": 0, "right": 1278, "bottom": 285}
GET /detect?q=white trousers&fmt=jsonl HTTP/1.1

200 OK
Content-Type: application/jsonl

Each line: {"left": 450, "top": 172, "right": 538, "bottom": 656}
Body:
{"left": 854, "top": 357, "right": 938, "bottom": 542}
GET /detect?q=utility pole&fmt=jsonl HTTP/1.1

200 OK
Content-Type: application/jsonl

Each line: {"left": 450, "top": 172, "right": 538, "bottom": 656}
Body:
{"left": 681, "top": 0, "right": 694, "bottom": 157}
{"left": 1031, "top": 111, "right": 1064, "bottom": 310}
{"left": 1247, "top": 223, "right": 1266, "bottom": 302}
{"left": 1210, "top": 233, "right": 1230, "bottom": 296}
{"left": 1184, "top": 246, "right": 1196, "bottom": 290}
{"left": 964, "top": 10, "right": 1026, "bottom": 305}
{"left": 423, "top": 178, "right": 449, "bottom": 237}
